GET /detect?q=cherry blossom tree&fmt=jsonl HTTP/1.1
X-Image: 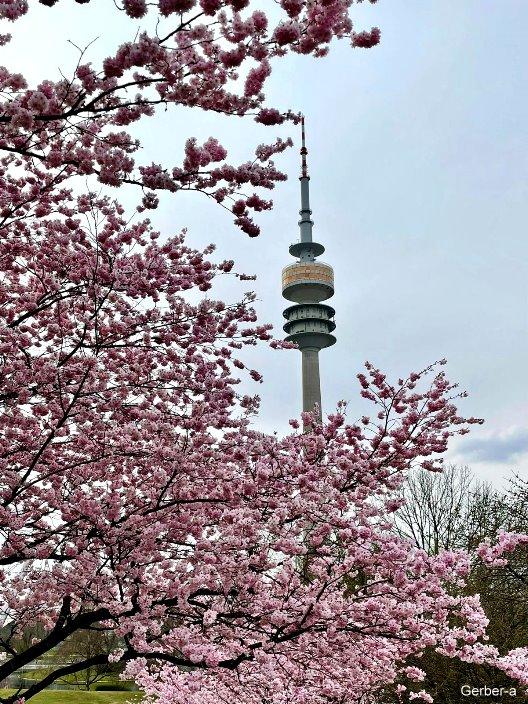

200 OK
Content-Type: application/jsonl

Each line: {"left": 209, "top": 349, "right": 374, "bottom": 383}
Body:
{"left": 1, "top": 1, "right": 527, "bottom": 703}
{"left": 0, "top": 199, "right": 525, "bottom": 702}
{"left": 0, "top": 211, "right": 527, "bottom": 704}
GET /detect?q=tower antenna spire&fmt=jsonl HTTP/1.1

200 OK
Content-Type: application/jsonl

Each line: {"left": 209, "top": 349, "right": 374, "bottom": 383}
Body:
{"left": 298, "top": 115, "right": 313, "bottom": 244}
{"left": 300, "top": 115, "right": 308, "bottom": 178}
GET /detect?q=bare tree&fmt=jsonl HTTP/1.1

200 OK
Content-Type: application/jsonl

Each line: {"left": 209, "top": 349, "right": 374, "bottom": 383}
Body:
{"left": 56, "top": 629, "right": 121, "bottom": 691}
{"left": 506, "top": 475, "right": 528, "bottom": 530}
{"left": 395, "top": 464, "right": 505, "bottom": 554}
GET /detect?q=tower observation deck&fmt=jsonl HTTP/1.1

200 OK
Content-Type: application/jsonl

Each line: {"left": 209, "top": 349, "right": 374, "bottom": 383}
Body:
{"left": 282, "top": 118, "right": 336, "bottom": 421}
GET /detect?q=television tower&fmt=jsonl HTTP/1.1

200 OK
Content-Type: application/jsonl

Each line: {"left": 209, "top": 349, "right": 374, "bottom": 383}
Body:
{"left": 282, "top": 118, "right": 336, "bottom": 421}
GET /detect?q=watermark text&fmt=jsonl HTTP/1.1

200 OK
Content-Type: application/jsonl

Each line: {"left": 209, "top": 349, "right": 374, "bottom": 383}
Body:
{"left": 461, "top": 685, "right": 517, "bottom": 697}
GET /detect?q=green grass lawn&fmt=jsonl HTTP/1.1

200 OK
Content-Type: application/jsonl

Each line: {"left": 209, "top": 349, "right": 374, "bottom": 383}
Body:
{"left": 0, "top": 690, "right": 143, "bottom": 703}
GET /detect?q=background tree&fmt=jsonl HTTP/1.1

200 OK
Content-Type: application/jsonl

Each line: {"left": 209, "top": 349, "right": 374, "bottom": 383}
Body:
{"left": 396, "top": 464, "right": 508, "bottom": 555}
{"left": 379, "top": 466, "right": 528, "bottom": 703}
{"left": 506, "top": 476, "right": 528, "bottom": 538}
{"left": 56, "top": 629, "right": 121, "bottom": 691}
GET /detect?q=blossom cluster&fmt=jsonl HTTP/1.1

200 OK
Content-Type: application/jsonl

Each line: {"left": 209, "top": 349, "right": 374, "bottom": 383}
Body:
{"left": 477, "top": 531, "right": 528, "bottom": 567}
{"left": 0, "top": 0, "right": 379, "bottom": 235}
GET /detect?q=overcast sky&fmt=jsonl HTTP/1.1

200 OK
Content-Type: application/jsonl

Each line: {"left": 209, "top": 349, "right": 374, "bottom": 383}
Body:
{"left": 3, "top": 0, "right": 527, "bottom": 484}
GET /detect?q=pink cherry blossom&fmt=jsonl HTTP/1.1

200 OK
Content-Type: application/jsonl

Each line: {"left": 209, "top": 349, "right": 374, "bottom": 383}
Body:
{"left": 477, "top": 531, "right": 528, "bottom": 567}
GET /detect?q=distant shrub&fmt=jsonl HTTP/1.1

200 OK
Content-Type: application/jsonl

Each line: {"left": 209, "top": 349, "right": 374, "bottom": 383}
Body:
{"left": 94, "top": 682, "right": 135, "bottom": 691}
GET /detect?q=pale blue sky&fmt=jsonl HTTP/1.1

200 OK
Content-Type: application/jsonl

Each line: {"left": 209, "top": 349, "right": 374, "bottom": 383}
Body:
{"left": 3, "top": 0, "right": 527, "bottom": 483}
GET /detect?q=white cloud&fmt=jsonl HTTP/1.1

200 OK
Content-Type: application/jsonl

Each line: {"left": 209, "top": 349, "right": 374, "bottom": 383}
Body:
{"left": 458, "top": 427, "right": 528, "bottom": 464}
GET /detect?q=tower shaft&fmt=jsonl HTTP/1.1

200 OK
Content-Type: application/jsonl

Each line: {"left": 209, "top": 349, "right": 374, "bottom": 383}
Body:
{"left": 302, "top": 348, "right": 322, "bottom": 419}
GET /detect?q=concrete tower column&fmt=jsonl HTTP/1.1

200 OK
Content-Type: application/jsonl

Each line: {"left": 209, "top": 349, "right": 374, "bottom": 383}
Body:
{"left": 302, "top": 347, "right": 322, "bottom": 419}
